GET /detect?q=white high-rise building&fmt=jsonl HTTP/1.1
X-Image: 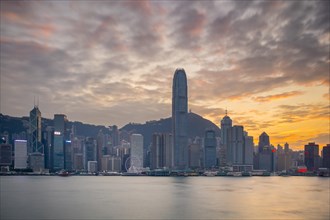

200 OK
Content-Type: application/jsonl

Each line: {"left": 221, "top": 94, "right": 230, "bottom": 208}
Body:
{"left": 14, "top": 140, "right": 28, "bottom": 169}
{"left": 130, "top": 134, "right": 143, "bottom": 172}
{"left": 87, "top": 161, "right": 98, "bottom": 173}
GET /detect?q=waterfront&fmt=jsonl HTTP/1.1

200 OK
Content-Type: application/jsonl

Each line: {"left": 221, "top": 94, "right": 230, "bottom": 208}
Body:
{"left": 1, "top": 176, "right": 329, "bottom": 220}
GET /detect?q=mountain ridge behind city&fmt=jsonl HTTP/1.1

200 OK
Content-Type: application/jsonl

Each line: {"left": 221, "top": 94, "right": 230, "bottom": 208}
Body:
{"left": 0, "top": 112, "right": 220, "bottom": 146}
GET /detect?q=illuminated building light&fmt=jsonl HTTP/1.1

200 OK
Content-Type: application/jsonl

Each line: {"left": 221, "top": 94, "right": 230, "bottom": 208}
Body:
{"left": 14, "top": 140, "right": 27, "bottom": 142}
{"left": 297, "top": 166, "right": 307, "bottom": 173}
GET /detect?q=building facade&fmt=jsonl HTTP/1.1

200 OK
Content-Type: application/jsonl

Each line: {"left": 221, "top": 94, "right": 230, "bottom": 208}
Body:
{"left": 151, "top": 133, "right": 173, "bottom": 170}
{"left": 0, "top": 144, "right": 12, "bottom": 166}
{"left": 220, "top": 112, "right": 232, "bottom": 166}
{"left": 304, "top": 142, "right": 320, "bottom": 171}
{"left": 189, "top": 143, "right": 200, "bottom": 169}
{"left": 322, "top": 144, "right": 330, "bottom": 169}
{"left": 258, "top": 132, "right": 270, "bottom": 152}
{"left": 14, "top": 140, "right": 28, "bottom": 169}
{"left": 29, "top": 152, "right": 44, "bottom": 172}
{"left": 53, "top": 114, "right": 68, "bottom": 170}
{"left": 204, "top": 129, "right": 217, "bottom": 168}
{"left": 84, "top": 137, "right": 97, "bottom": 170}
{"left": 230, "top": 125, "right": 244, "bottom": 165}
{"left": 130, "top": 134, "right": 144, "bottom": 172}
{"left": 87, "top": 161, "right": 98, "bottom": 173}
{"left": 244, "top": 134, "right": 254, "bottom": 166}
{"left": 257, "top": 132, "right": 275, "bottom": 172}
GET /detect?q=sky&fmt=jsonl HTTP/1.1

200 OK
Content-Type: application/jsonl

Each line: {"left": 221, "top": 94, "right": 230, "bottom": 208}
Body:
{"left": 0, "top": 0, "right": 329, "bottom": 150}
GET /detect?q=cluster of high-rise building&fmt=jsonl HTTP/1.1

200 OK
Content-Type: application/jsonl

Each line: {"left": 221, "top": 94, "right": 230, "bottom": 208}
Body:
{"left": 0, "top": 107, "right": 144, "bottom": 173}
{"left": 0, "top": 68, "right": 329, "bottom": 174}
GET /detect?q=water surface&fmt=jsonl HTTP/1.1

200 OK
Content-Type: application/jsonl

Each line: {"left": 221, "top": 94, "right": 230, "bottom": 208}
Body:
{"left": 1, "top": 176, "right": 329, "bottom": 219}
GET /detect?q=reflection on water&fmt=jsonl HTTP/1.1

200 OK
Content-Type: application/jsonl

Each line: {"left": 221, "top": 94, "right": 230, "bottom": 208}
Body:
{"left": 1, "top": 176, "right": 329, "bottom": 219}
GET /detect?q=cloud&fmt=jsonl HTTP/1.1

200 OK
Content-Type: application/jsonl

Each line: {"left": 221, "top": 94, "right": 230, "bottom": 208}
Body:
{"left": 252, "top": 91, "right": 304, "bottom": 102}
{"left": 275, "top": 103, "right": 329, "bottom": 123}
{"left": 0, "top": 0, "right": 328, "bottom": 150}
{"left": 170, "top": 8, "right": 206, "bottom": 50}
{"left": 85, "top": 15, "right": 117, "bottom": 48}
{"left": 293, "top": 133, "right": 330, "bottom": 149}
{"left": 323, "top": 93, "right": 330, "bottom": 100}
{"left": 195, "top": 1, "right": 329, "bottom": 98}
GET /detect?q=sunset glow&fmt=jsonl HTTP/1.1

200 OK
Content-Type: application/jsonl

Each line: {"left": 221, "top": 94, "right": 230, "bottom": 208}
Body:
{"left": 0, "top": 1, "right": 329, "bottom": 150}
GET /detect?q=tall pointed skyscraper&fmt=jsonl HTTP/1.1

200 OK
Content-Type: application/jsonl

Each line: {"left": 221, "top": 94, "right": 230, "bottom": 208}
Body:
{"left": 172, "top": 68, "right": 188, "bottom": 169}
{"left": 29, "top": 105, "right": 43, "bottom": 153}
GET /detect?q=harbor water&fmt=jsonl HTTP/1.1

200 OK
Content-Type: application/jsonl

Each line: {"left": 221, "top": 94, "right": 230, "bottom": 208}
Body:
{"left": 1, "top": 176, "right": 329, "bottom": 219}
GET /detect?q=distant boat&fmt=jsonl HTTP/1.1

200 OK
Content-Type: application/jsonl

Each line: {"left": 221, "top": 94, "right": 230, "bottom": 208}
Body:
{"left": 58, "top": 170, "right": 70, "bottom": 177}
{"left": 241, "top": 171, "right": 252, "bottom": 177}
{"left": 216, "top": 171, "right": 227, "bottom": 176}
{"left": 122, "top": 172, "right": 142, "bottom": 176}
{"left": 279, "top": 170, "right": 290, "bottom": 177}
{"left": 203, "top": 171, "right": 217, "bottom": 176}
{"left": 226, "top": 172, "right": 242, "bottom": 177}
{"left": 102, "top": 172, "right": 121, "bottom": 176}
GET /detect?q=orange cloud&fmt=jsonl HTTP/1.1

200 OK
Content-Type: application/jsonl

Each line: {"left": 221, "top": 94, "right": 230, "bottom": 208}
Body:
{"left": 2, "top": 11, "right": 55, "bottom": 39}
{"left": 252, "top": 91, "right": 303, "bottom": 102}
{"left": 1, "top": 11, "right": 24, "bottom": 23}
{"left": 33, "top": 24, "right": 55, "bottom": 38}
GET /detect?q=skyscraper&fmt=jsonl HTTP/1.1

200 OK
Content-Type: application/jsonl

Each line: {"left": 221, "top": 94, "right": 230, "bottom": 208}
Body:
{"left": 130, "top": 134, "right": 144, "bottom": 172}
{"left": 44, "top": 126, "right": 54, "bottom": 170}
{"left": 14, "top": 140, "right": 28, "bottom": 169}
{"left": 29, "top": 105, "right": 43, "bottom": 153}
{"left": 189, "top": 143, "right": 200, "bottom": 169}
{"left": 230, "top": 125, "right": 244, "bottom": 165}
{"left": 258, "top": 132, "right": 270, "bottom": 152}
{"left": 97, "top": 130, "right": 105, "bottom": 171}
{"left": 322, "top": 144, "right": 330, "bottom": 169}
{"left": 244, "top": 133, "right": 254, "bottom": 165}
{"left": 172, "top": 68, "right": 188, "bottom": 170}
{"left": 53, "top": 114, "right": 67, "bottom": 170}
{"left": 304, "top": 142, "right": 320, "bottom": 171}
{"left": 204, "top": 129, "right": 217, "bottom": 168}
{"left": 111, "top": 125, "right": 119, "bottom": 147}
{"left": 257, "top": 132, "right": 275, "bottom": 172}
{"left": 220, "top": 111, "right": 232, "bottom": 166}
{"left": 151, "top": 133, "right": 173, "bottom": 170}
{"left": 0, "top": 144, "right": 12, "bottom": 166}
{"left": 84, "top": 137, "right": 97, "bottom": 170}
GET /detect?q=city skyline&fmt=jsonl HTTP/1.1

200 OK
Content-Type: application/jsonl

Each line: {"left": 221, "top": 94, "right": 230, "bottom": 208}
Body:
{"left": 0, "top": 1, "right": 329, "bottom": 150}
